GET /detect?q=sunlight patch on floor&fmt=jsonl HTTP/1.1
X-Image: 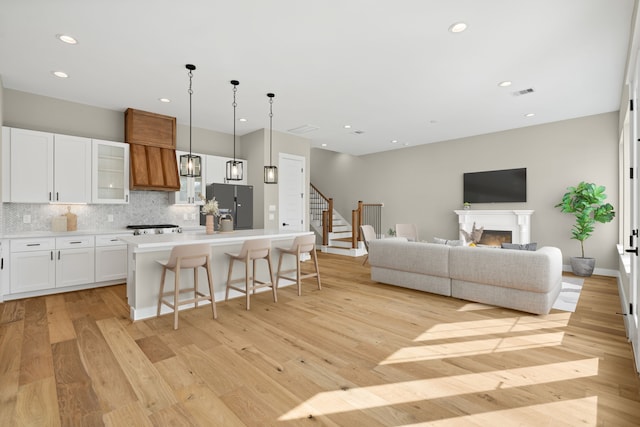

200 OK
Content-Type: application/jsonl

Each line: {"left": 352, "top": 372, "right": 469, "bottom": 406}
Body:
{"left": 382, "top": 332, "right": 565, "bottom": 364}
{"left": 278, "top": 358, "right": 599, "bottom": 420}
{"left": 414, "top": 313, "right": 571, "bottom": 341}
{"left": 457, "top": 302, "right": 496, "bottom": 311}
{"left": 395, "top": 396, "right": 598, "bottom": 427}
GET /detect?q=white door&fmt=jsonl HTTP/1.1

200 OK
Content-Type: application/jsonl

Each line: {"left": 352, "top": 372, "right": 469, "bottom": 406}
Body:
{"left": 279, "top": 153, "right": 305, "bottom": 231}
{"left": 631, "top": 53, "right": 640, "bottom": 372}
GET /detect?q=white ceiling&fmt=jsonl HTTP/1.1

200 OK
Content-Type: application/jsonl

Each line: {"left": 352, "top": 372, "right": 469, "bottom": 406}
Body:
{"left": 0, "top": 0, "right": 635, "bottom": 156}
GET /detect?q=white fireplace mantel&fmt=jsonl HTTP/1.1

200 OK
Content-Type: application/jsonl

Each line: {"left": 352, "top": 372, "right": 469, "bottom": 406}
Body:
{"left": 454, "top": 209, "right": 534, "bottom": 244}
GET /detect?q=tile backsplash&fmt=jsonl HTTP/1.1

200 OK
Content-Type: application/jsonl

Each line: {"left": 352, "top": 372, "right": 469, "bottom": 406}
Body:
{"left": 3, "top": 191, "right": 202, "bottom": 234}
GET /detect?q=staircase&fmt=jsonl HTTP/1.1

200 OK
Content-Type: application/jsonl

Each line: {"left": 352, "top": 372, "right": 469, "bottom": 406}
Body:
{"left": 309, "top": 185, "right": 366, "bottom": 257}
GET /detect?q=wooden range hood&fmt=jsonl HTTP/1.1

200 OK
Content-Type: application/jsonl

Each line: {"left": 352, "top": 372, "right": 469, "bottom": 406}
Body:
{"left": 125, "top": 108, "right": 180, "bottom": 191}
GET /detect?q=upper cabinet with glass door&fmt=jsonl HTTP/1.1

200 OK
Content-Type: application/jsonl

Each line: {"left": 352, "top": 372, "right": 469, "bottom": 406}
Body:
{"left": 169, "top": 150, "right": 205, "bottom": 205}
{"left": 92, "top": 139, "right": 130, "bottom": 204}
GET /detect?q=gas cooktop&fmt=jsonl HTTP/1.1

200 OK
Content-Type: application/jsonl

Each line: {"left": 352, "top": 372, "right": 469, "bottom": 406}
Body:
{"left": 126, "top": 224, "right": 179, "bottom": 229}
{"left": 126, "top": 224, "right": 182, "bottom": 235}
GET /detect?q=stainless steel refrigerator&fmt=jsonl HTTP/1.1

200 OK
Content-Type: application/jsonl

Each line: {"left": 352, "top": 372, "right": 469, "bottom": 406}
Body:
{"left": 200, "top": 183, "right": 253, "bottom": 230}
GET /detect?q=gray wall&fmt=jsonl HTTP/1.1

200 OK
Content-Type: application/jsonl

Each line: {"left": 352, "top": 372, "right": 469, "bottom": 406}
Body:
{"left": 4, "top": 89, "right": 237, "bottom": 157}
{"left": 311, "top": 112, "right": 620, "bottom": 271}
{"left": 243, "top": 128, "right": 312, "bottom": 231}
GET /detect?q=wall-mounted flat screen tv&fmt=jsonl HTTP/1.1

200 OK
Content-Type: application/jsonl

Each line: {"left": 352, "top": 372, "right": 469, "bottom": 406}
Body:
{"left": 463, "top": 168, "right": 527, "bottom": 203}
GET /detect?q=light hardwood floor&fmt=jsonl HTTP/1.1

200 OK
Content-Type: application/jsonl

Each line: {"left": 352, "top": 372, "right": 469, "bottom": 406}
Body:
{"left": 1, "top": 252, "right": 640, "bottom": 426}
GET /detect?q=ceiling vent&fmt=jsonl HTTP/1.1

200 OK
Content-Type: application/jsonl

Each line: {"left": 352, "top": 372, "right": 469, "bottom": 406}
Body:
{"left": 512, "top": 88, "right": 535, "bottom": 96}
{"left": 288, "top": 124, "right": 319, "bottom": 134}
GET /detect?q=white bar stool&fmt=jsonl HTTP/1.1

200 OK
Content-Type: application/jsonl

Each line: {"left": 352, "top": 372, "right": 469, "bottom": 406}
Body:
{"left": 156, "top": 243, "right": 217, "bottom": 330}
{"left": 225, "top": 238, "right": 276, "bottom": 310}
{"left": 276, "top": 234, "right": 321, "bottom": 296}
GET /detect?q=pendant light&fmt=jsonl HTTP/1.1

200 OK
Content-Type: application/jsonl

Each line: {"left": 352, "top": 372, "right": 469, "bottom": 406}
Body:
{"left": 264, "top": 93, "right": 278, "bottom": 184}
{"left": 179, "top": 64, "right": 201, "bottom": 177}
{"left": 226, "top": 80, "right": 243, "bottom": 181}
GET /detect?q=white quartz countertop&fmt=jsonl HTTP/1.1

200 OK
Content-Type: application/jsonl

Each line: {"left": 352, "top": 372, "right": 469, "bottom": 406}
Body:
{"left": 119, "top": 229, "right": 313, "bottom": 252}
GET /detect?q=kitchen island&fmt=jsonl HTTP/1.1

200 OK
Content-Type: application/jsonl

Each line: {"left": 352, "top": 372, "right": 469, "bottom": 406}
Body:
{"left": 119, "top": 229, "right": 313, "bottom": 321}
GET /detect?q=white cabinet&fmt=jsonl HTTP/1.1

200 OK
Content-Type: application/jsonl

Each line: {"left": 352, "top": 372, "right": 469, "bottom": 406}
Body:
{"left": 0, "top": 240, "right": 7, "bottom": 303}
{"left": 9, "top": 236, "right": 95, "bottom": 294}
{"left": 205, "top": 155, "right": 247, "bottom": 185}
{"left": 3, "top": 127, "right": 91, "bottom": 203}
{"left": 95, "top": 234, "right": 127, "bottom": 282}
{"left": 8, "top": 128, "right": 54, "bottom": 203}
{"left": 55, "top": 236, "right": 95, "bottom": 287}
{"left": 10, "top": 238, "right": 56, "bottom": 293}
{"left": 92, "top": 139, "right": 130, "bottom": 204}
{"left": 54, "top": 134, "right": 92, "bottom": 203}
{"left": 170, "top": 150, "right": 205, "bottom": 205}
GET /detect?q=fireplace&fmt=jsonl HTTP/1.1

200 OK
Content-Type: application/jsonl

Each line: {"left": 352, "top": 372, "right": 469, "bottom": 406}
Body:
{"left": 479, "top": 230, "right": 512, "bottom": 247}
{"left": 454, "top": 209, "right": 534, "bottom": 245}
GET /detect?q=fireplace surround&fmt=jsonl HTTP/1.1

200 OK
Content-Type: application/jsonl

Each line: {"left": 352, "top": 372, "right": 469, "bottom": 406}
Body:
{"left": 454, "top": 209, "right": 534, "bottom": 245}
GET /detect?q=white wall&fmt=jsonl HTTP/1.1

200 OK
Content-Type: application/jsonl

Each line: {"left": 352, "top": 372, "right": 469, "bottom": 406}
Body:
{"left": 311, "top": 112, "right": 620, "bottom": 271}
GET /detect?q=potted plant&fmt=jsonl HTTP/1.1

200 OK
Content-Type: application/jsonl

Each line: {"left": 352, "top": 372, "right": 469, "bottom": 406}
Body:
{"left": 555, "top": 181, "right": 615, "bottom": 276}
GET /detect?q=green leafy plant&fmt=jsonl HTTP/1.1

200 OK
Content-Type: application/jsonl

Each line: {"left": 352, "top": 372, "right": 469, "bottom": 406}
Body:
{"left": 555, "top": 181, "right": 615, "bottom": 258}
{"left": 387, "top": 228, "right": 396, "bottom": 237}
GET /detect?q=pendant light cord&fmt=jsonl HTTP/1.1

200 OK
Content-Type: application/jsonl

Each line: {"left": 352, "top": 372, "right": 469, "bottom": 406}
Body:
{"left": 269, "top": 95, "right": 273, "bottom": 165}
{"left": 232, "top": 83, "right": 237, "bottom": 162}
{"left": 188, "top": 68, "right": 193, "bottom": 158}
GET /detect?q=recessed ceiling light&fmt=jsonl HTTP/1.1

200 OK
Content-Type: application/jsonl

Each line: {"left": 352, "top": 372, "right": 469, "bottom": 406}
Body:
{"left": 525, "top": 113, "right": 535, "bottom": 118}
{"left": 403, "top": 143, "right": 410, "bottom": 146}
{"left": 448, "top": 22, "right": 467, "bottom": 33}
{"left": 56, "top": 34, "right": 77, "bottom": 44}
{"left": 158, "top": 98, "right": 171, "bottom": 103}
{"left": 239, "top": 118, "right": 247, "bottom": 122}
{"left": 52, "top": 71, "right": 68, "bottom": 78}
{"left": 321, "top": 143, "right": 327, "bottom": 147}
{"left": 344, "top": 125, "right": 352, "bottom": 129}
{"left": 498, "top": 81, "right": 512, "bottom": 87}
{"left": 391, "top": 140, "right": 398, "bottom": 144}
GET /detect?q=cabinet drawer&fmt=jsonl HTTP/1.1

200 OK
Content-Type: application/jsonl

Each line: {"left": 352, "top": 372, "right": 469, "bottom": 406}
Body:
{"left": 56, "top": 236, "right": 94, "bottom": 249}
{"left": 11, "top": 238, "right": 55, "bottom": 253}
{"left": 95, "top": 234, "right": 130, "bottom": 247}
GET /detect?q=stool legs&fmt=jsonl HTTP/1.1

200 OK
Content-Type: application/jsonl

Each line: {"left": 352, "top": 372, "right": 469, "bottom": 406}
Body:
{"left": 173, "top": 267, "right": 180, "bottom": 330}
{"left": 225, "top": 250, "right": 276, "bottom": 310}
{"left": 203, "top": 263, "right": 216, "bottom": 320}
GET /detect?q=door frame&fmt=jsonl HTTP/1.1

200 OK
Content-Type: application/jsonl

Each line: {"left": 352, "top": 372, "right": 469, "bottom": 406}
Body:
{"left": 278, "top": 152, "right": 306, "bottom": 231}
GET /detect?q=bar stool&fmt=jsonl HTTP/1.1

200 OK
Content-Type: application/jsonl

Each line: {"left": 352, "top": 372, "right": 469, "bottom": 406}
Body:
{"left": 276, "top": 234, "right": 321, "bottom": 296}
{"left": 225, "top": 238, "right": 276, "bottom": 310}
{"left": 156, "top": 243, "right": 217, "bottom": 330}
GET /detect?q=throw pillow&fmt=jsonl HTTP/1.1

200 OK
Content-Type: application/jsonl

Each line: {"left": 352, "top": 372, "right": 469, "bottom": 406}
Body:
{"left": 501, "top": 242, "right": 538, "bottom": 251}
{"left": 433, "top": 237, "right": 464, "bottom": 246}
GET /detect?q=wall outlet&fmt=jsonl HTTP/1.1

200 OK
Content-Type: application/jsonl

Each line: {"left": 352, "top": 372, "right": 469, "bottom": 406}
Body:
{"left": 23, "top": 215, "right": 31, "bottom": 224}
{"left": 107, "top": 214, "right": 114, "bottom": 222}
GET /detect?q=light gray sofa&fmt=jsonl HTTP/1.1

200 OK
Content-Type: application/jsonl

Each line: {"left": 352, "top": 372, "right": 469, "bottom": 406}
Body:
{"left": 368, "top": 239, "right": 563, "bottom": 314}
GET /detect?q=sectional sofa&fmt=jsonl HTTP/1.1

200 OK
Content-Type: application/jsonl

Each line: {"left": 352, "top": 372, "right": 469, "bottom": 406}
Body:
{"left": 367, "top": 239, "right": 563, "bottom": 315}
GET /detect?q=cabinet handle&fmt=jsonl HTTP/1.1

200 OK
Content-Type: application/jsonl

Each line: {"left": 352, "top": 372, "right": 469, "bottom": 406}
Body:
{"left": 51, "top": 251, "right": 53, "bottom": 261}
{"left": 56, "top": 192, "right": 59, "bottom": 201}
{"left": 27, "top": 243, "right": 41, "bottom": 247}
{"left": 126, "top": 194, "right": 128, "bottom": 202}
{"left": 110, "top": 239, "right": 118, "bottom": 242}
{"left": 70, "top": 241, "right": 82, "bottom": 244}
{"left": 1, "top": 258, "right": 3, "bottom": 270}
{"left": 49, "top": 192, "right": 52, "bottom": 201}
{"left": 58, "top": 250, "right": 61, "bottom": 260}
